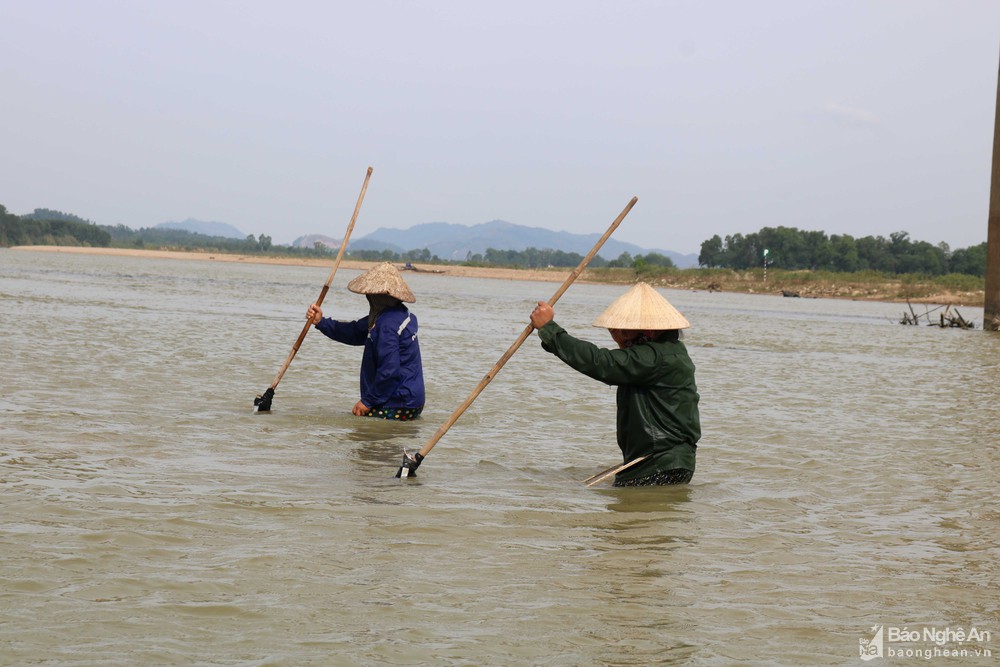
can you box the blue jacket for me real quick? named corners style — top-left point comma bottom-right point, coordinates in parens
top-left (315, 305), bottom-right (425, 409)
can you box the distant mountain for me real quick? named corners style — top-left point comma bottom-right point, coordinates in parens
top-left (348, 237), bottom-right (406, 254)
top-left (329, 219), bottom-right (698, 268)
top-left (156, 218), bottom-right (246, 239)
top-left (293, 233), bottom-right (344, 250)
top-left (291, 233), bottom-right (411, 255)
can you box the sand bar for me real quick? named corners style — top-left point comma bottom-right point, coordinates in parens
top-left (9, 245), bottom-right (571, 283)
top-left (8, 245), bottom-right (985, 307)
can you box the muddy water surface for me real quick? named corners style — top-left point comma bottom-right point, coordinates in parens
top-left (1, 248), bottom-right (997, 665)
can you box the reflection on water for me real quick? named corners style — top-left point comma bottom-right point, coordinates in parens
top-left (1, 248), bottom-right (998, 665)
top-left (599, 485), bottom-right (695, 513)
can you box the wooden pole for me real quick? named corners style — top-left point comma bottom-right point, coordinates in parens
top-left (396, 196), bottom-right (638, 477)
top-left (582, 455), bottom-right (650, 487)
top-left (254, 167), bottom-right (373, 411)
top-left (270, 166), bottom-right (372, 387)
top-left (984, 49), bottom-right (1000, 331)
top-left (417, 197), bottom-right (636, 459)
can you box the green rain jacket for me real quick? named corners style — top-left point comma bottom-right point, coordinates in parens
top-left (537, 321), bottom-right (700, 483)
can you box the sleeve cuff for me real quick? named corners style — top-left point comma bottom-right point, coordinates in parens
top-left (537, 320), bottom-right (563, 350)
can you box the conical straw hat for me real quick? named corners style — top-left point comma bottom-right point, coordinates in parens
top-left (347, 262), bottom-right (416, 303)
top-left (592, 282), bottom-right (690, 330)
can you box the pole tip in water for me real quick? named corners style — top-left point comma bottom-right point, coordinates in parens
top-left (395, 449), bottom-right (424, 478)
top-left (253, 387), bottom-right (275, 413)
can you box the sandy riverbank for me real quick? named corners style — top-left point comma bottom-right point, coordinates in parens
top-left (9, 245), bottom-right (986, 308)
top-left (8, 245), bottom-right (573, 283)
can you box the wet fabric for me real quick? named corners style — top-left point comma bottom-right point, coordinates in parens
top-left (613, 468), bottom-right (694, 486)
top-left (364, 406), bottom-right (423, 421)
top-left (536, 322), bottom-right (699, 484)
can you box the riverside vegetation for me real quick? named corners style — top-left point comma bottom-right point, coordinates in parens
top-left (1, 204), bottom-right (987, 307)
top-left (584, 266), bottom-right (985, 307)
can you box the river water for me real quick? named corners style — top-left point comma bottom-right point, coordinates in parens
top-left (1, 248), bottom-right (997, 666)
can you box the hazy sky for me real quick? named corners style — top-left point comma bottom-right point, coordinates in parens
top-left (2, 1), bottom-right (999, 254)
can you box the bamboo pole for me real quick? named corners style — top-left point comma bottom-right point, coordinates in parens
top-left (984, 48), bottom-right (1000, 331)
top-left (396, 196), bottom-right (638, 477)
top-left (254, 167), bottom-right (373, 411)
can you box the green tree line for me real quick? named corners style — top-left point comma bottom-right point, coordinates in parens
top-left (467, 247), bottom-right (599, 268)
top-left (349, 246), bottom-right (600, 267)
top-left (0, 204), bottom-right (331, 257)
top-left (1, 206), bottom-right (111, 246)
top-left (699, 226), bottom-right (987, 277)
top-left (0, 203), bottom-right (672, 269)
top-left (2, 203), bottom-right (987, 277)
top-left (105, 224), bottom-right (288, 255)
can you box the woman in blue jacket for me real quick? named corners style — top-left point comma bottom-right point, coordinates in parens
top-left (306, 262), bottom-right (425, 420)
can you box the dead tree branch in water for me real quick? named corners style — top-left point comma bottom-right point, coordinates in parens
top-left (899, 300), bottom-right (975, 328)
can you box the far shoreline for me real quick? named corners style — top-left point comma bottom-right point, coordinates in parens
top-left (7, 245), bottom-right (986, 309)
top-left (8, 244), bottom-right (571, 283)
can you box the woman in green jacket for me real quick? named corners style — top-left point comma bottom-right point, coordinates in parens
top-left (529, 282), bottom-right (700, 486)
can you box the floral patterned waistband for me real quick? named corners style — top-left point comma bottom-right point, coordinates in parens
top-left (364, 406), bottom-right (424, 421)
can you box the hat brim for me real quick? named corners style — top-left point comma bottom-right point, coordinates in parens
top-left (591, 283), bottom-right (690, 330)
top-left (347, 262), bottom-right (416, 303)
